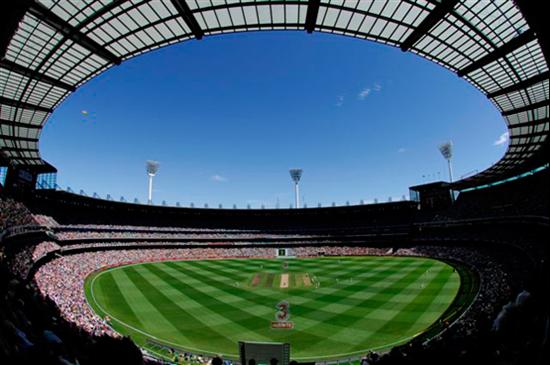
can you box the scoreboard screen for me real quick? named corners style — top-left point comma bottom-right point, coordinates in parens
top-left (238, 341), bottom-right (290, 365)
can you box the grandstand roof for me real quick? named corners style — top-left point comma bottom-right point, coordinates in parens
top-left (0, 0), bottom-right (548, 189)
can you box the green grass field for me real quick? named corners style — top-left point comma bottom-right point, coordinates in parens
top-left (85, 256), bottom-right (461, 360)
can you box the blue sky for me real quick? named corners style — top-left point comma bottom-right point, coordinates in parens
top-left (40, 31), bottom-right (508, 208)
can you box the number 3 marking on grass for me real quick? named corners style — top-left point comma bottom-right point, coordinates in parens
top-left (276, 300), bottom-right (290, 321)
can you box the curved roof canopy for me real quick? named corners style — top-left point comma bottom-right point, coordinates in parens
top-left (1, 0), bottom-right (548, 189)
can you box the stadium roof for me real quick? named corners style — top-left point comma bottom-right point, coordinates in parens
top-left (0, 0), bottom-right (548, 189)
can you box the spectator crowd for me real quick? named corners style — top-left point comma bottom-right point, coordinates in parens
top-left (0, 198), bottom-right (35, 230)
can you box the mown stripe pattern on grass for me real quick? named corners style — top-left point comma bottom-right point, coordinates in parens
top-left (88, 256), bottom-right (460, 360)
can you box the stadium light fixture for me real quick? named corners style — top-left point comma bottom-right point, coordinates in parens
top-left (438, 141), bottom-right (454, 182)
top-left (289, 168), bottom-right (303, 209)
top-left (146, 160), bottom-right (159, 205)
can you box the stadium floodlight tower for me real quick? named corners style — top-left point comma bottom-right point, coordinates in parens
top-left (438, 141), bottom-right (454, 183)
top-left (146, 160), bottom-right (160, 205)
top-left (289, 168), bottom-right (303, 209)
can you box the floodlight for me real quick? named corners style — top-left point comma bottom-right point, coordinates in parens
top-left (146, 160), bottom-right (159, 204)
top-left (438, 141), bottom-right (454, 182)
top-left (289, 168), bottom-right (303, 209)
top-left (289, 168), bottom-right (302, 183)
top-left (438, 141), bottom-right (453, 160)
top-left (146, 160), bottom-right (159, 175)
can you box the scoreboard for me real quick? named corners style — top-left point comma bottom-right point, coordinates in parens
top-left (238, 341), bottom-right (290, 365)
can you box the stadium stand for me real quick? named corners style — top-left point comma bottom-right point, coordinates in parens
top-left (1, 167), bottom-right (548, 364)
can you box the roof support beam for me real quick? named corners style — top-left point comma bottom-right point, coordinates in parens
top-left (487, 71), bottom-right (549, 98)
top-left (506, 150), bottom-right (539, 156)
top-left (27, 2), bottom-right (121, 65)
top-left (501, 99), bottom-right (549, 116)
top-left (75, 0), bottom-right (128, 30)
top-left (502, 157), bottom-right (531, 162)
top-left (0, 147), bottom-right (38, 152)
top-left (458, 29), bottom-right (536, 77)
top-left (0, 135), bottom-right (39, 142)
top-left (400, 0), bottom-right (458, 52)
top-left (170, 0), bottom-right (204, 40)
top-left (509, 141), bottom-right (544, 147)
top-left (0, 96), bottom-right (53, 113)
top-left (0, 119), bottom-right (43, 129)
top-left (508, 117), bottom-right (549, 129)
top-left (305, 0), bottom-right (321, 34)
top-left (506, 148), bottom-right (542, 159)
top-left (510, 130), bottom-right (548, 139)
top-left (0, 59), bottom-right (76, 91)
top-left (12, 157), bottom-right (43, 163)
